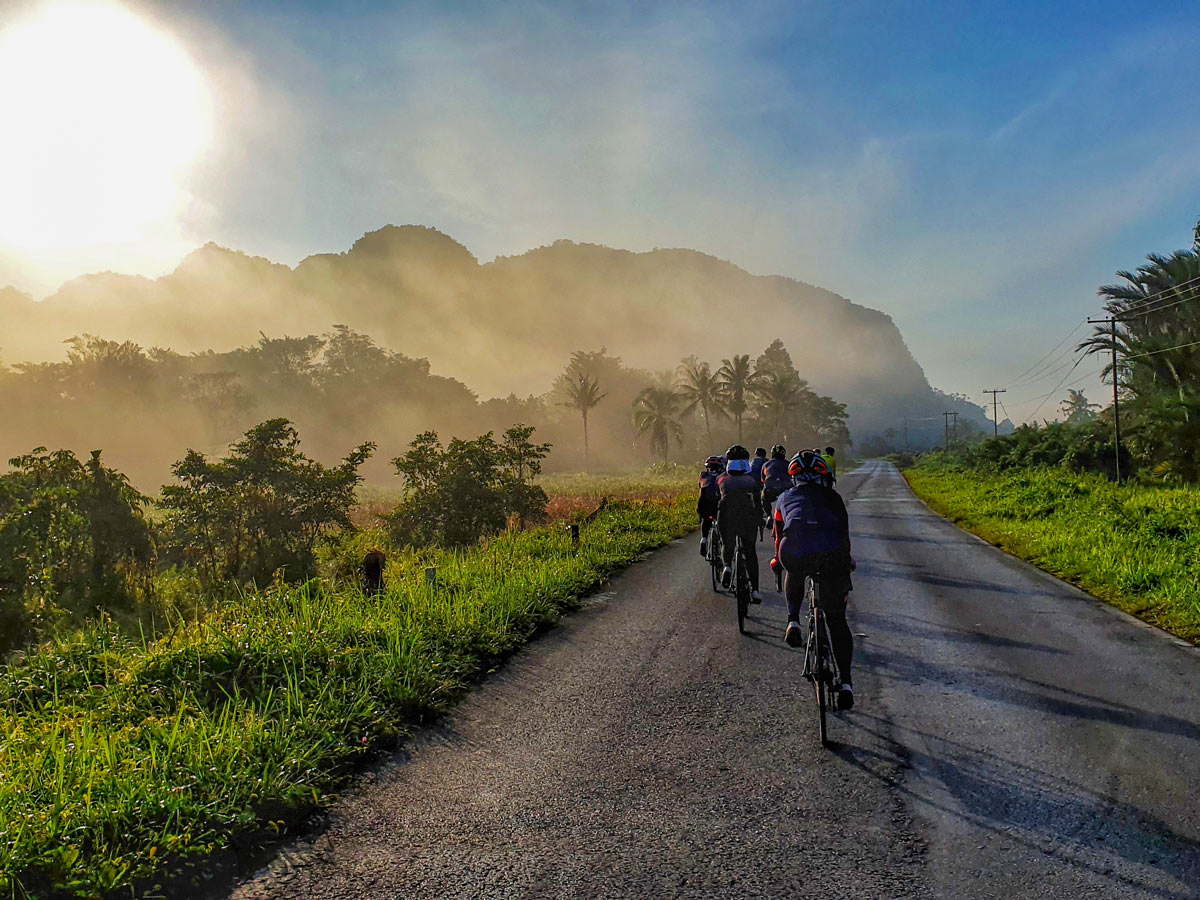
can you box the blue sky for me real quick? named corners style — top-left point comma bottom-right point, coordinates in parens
top-left (3, 0), bottom-right (1199, 420)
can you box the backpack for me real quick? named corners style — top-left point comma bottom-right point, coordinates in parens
top-left (778, 485), bottom-right (843, 556)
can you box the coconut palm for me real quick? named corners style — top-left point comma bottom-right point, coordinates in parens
top-left (716, 354), bottom-right (758, 442)
top-left (752, 369), bottom-right (807, 432)
top-left (1080, 250), bottom-right (1200, 402)
top-left (561, 373), bottom-right (607, 468)
top-left (632, 386), bottom-right (684, 463)
top-left (675, 356), bottom-right (726, 443)
top-left (1060, 389), bottom-right (1099, 424)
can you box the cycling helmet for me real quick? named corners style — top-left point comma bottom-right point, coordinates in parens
top-left (770, 444), bottom-right (786, 460)
top-left (788, 449), bottom-right (830, 484)
top-left (725, 444), bottom-right (751, 473)
top-left (754, 447), bottom-right (767, 458)
top-left (824, 446), bottom-right (835, 456)
top-left (704, 455), bottom-right (725, 473)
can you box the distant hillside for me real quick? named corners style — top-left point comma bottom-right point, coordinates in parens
top-left (0, 225), bottom-right (984, 437)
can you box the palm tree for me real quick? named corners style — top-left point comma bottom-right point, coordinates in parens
top-left (716, 354), bottom-right (758, 442)
top-left (1080, 250), bottom-right (1200, 402)
top-left (1060, 389), bottom-right (1099, 424)
top-left (561, 374), bottom-right (607, 468)
top-left (675, 356), bottom-right (726, 443)
top-left (752, 370), bottom-right (806, 431)
top-left (633, 386), bottom-right (684, 463)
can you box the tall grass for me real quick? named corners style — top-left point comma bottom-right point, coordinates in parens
top-left (0, 496), bottom-right (694, 898)
top-left (905, 462), bottom-right (1200, 643)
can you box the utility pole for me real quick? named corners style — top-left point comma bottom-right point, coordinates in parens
top-left (1088, 316), bottom-right (1122, 482)
top-left (983, 389), bottom-right (1006, 437)
top-left (942, 411), bottom-right (953, 451)
top-left (903, 417), bottom-right (909, 452)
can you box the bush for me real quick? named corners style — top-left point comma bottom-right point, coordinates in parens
top-left (0, 448), bottom-right (153, 653)
top-left (387, 424), bottom-right (551, 548)
top-left (159, 418), bottom-right (374, 585)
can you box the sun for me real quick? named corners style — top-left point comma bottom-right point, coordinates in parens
top-left (0, 0), bottom-right (212, 252)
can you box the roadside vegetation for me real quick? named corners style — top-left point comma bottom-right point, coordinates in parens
top-left (0, 412), bottom-right (698, 898)
top-left (898, 218), bottom-right (1200, 644)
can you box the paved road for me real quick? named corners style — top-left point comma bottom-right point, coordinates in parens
top-left (230, 461), bottom-right (1200, 899)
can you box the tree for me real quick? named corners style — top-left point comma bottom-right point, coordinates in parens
top-left (1080, 246), bottom-right (1200, 479)
top-left (159, 419), bottom-right (374, 583)
top-left (561, 373), bottom-right (607, 468)
top-left (633, 386), bottom-right (684, 462)
top-left (0, 447), bottom-right (153, 652)
top-left (751, 369), bottom-right (806, 432)
top-left (388, 425), bottom-right (551, 547)
top-left (675, 356), bottom-right (726, 443)
top-left (717, 354), bottom-right (758, 442)
top-left (1060, 389), bottom-right (1099, 424)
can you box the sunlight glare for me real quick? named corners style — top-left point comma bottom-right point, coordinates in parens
top-left (0, 0), bottom-right (213, 251)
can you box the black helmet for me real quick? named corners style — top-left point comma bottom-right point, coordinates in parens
top-left (770, 444), bottom-right (786, 460)
top-left (725, 444), bottom-right (750, 461)
top-left (754, 447), bottom-right (767, 457)
top-left (825, 446), bottom-right (835, 455)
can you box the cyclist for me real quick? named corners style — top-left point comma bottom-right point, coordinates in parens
top-left (761, 444), bottom-right (790, 519)
top-left (770, 449), bottom-right (855, 710)
top-left (823, 446), bottom-right (838, 483)
top-left (750, 447), bottom-right (768, 484)
top-left (697, 455), bottom-right (724, 556)
top-left (718, 444), bottom-right (763, 603)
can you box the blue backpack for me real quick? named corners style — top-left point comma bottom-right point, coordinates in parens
top-left (777, 485), bottom-right (843, 555)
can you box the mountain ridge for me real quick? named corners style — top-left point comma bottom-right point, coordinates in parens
top-left (2, 225), bottom-right (981, 437)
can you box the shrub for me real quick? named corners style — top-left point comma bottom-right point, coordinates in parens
top-left (0, 448), bottom-right (153, 652)
top-left (387, 424), bottom-right (551, 548)
top-left (159, 418), bottom-right (374, 585)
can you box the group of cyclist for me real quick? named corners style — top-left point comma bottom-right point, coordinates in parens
top-left (697, 442), bottom-right (854, 710)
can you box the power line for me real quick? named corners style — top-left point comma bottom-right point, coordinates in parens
top-left (1000, 319), bottom-right (1089, 388)
top-left (1107, 272), bottom-right (1200, 316)
top-left (1123, 338), bottom-right (1200, 360)
top-left (1115, 284), bottom-right (1200, 320)
top-left (1006, 355), bottom-right (1082, 391)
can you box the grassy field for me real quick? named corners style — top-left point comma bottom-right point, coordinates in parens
top-left (904, 462), bottom-right (1200, 644)
top-left (351, 467), bottom-right (695, 528)
top-left (0, 478), bottom-right (695, 898)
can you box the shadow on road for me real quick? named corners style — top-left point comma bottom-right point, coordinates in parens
top-left (833, 712), bottom-right (1200, 899)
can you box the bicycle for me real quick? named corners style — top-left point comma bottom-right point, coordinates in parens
top-left (732, 533), bottom-right (752, 634)
top-left (705, 517), bottom-right (723, 592)
top-left (801, 574), bottom-right (841, 746)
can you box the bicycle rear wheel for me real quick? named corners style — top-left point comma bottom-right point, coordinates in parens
top-left (734, 537), bottom-right (748, 634)
top-left (814, 609), bottom-right (828, 745)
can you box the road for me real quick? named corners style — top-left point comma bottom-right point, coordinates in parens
top-left (230, 461), bottom-right (1200, 899)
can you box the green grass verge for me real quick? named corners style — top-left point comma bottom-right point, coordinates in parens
top-left (903, 463), bottom-right (1200, 644)
top-left (0, 495), bottom-right (695, 898)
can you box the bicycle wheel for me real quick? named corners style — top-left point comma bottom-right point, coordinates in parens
top-left (709, 530), bottom-right (722, 592)
top-left (734, 537), bottom-right (748, 634)
top-left (814, 608), bottom-right (828, 746)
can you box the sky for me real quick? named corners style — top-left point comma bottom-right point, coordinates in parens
top-left (1, 0), bottom-right (1198, 423)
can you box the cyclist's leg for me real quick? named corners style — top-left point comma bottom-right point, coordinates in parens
top-left (778, 538), bottom-right (806, 621)
top-left (739, 523), bottom-right (760, 590)
top-left (719, 517), bottom-right (736, 569)
top-left (818, 581), bottom-right (853, 685)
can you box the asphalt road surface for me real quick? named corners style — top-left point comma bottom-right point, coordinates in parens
top-left (230, 461), bottom-right (1200, 899)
